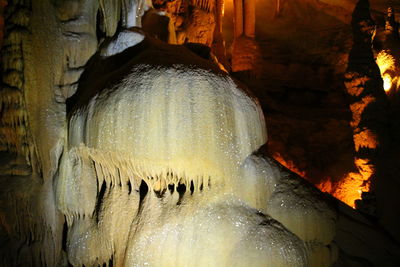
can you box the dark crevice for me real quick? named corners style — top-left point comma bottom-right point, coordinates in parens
top-left (168, 184), bottom-right (175, 194)
top-left (190, 180), bottom-right (194, 195)
top-left (139, 180), bottom-right (148, 206)
top-left (109, 255), bottom-right (114, 266)
top-left (0, 81), bottom-right (23, 90)
top-left (95, 181), bottom-right (107, 222)
top-left (61, 220), bottom-right (68, 251)
top-left (59, 17), bottom-right (81, 24)
top-left (176, 183), bottom-right (186, 205)
top-left (3, 25), bottom-right (30, 36)
top-left (55, 81), bottom-right (79, 89)
top-left (154, 188), bottom-right (166, 198)
top-left (61, 31), bottom-right (84, 40)
top-left (127, 180), bottom-right (132, 194)
top-left (101, 257), bottom-right (113, 267)
top-left (96, 10), bottom-right (106, 42)
top-left (117, 169), bottom-right (122, 187)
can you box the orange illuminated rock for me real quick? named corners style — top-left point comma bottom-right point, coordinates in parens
top-left (231, 35), bottom-right (261, 72)
top-left (353, 129), bottom-right (379, 151)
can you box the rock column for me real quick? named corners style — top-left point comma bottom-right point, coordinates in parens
top-left (231, 0), bottom-right (259, 72)
top-left (344, 0), bottom-right (388, 216)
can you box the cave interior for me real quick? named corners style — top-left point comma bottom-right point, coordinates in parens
top-left (1, 0), bottom-right (400, 266)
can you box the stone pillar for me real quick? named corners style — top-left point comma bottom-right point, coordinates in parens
top-left (243, 0), bottom-right (255, 38)
top-left (344, 0), bottom-right (388, 217)
top-left (233, 0), bottom-right (243, 38)
top-left (231, 0), bottom-right (259, 72)
top-left (212, 0), bottom-right (229, 69)
top-left (275, 0), bottom-right (280, 16)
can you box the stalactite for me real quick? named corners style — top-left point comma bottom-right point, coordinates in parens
top-left (0, 0), bottom-right (33, 168)
top-left (191, 0), bottom-right (214, 12)
top-left (67, 62), bottom-right (267, 193)
top-left (65, 182), bottom-right (140, 266)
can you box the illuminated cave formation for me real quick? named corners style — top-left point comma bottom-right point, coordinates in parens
top-left (342, 0), bottom-right (388, 211)
top-left (375, 7), bottom-right (400, 94)
top-left (1, 0), bottom-right (400, 266)
top-left (59, 40), bottom-right (321, 266)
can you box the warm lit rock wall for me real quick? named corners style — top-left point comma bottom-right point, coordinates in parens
top-left (344, 0), bottom-right (388, 213)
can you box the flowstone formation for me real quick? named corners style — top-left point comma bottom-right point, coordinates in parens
top-left (56, 36), bottom-right (337, 266)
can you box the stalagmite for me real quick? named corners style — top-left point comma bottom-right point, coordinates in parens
top-left (343, 0), bottom-right (388, 215)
